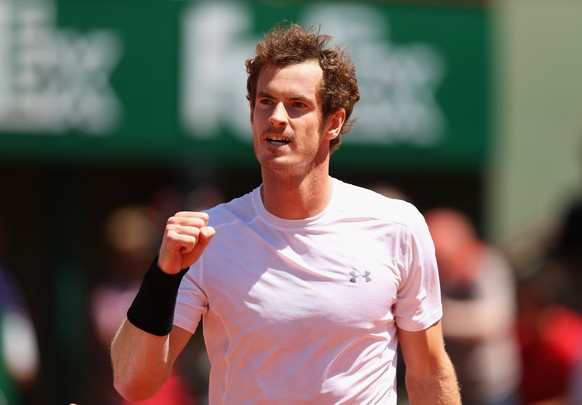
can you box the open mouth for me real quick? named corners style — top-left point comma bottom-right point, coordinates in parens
top-left (267, 136), bottom-right (291, 146)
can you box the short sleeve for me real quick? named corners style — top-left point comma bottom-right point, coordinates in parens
top-left (393, 211), bottom-right (442, 332)
top-left (173, 264), bottom-right (208, 334)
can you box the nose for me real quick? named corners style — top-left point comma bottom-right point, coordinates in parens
top-left (269, 102), bottom-right (288, 128)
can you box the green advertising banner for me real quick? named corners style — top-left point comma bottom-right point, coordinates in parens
top-left (0, 0), bottom-right (491, 170)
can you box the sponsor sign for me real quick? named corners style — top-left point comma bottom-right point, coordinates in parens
top-left (0, 0), bottom-right (491, 169)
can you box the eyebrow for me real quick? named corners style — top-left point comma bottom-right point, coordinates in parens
top-left (257, 91), bottom-right (312, 103)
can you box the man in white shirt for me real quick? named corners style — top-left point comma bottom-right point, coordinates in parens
top-left (111, 22), bottom-right (460, 404)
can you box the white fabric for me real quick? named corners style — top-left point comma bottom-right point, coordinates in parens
top-left (174, 177), bottom-right (442, 404)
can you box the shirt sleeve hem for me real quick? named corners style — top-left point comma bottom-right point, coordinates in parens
top-left (395, 309), bottom-right (443, 332)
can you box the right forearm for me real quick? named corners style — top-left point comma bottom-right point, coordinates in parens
top-left (110, 319), bottom-right (172, 402)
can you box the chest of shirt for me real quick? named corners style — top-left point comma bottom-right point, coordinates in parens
top-left (199, 221), bottom-right (408, 334)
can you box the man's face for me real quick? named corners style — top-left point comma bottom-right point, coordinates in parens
top-left (250, 61), bottom-right (335, 174)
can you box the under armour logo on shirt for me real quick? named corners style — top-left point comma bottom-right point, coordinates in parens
top-left (349, 270), bottom-right (372, 283)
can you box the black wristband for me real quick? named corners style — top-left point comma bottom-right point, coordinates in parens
top-left (127, 257), bottom-right (189, 336)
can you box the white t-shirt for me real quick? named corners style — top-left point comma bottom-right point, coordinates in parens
top-left (174, 177), bottom-right (442, 405)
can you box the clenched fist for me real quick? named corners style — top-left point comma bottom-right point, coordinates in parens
top-left (157, 211), bottom-right (216, 274)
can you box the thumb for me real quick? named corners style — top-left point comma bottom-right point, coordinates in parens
top-left (184, 226), bottom-right (216, 264)
top-left (198, 226), bottom-right (216, 248)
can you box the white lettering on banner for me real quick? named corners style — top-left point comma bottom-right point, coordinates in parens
top-left (0, 0), bottom-right (122, 135)
top-left (181, 1), bottom-right (254, 140)
top-left (181, 1), bottom-right (445, 146)
top-left (303, 5), bottom-right (445, 146)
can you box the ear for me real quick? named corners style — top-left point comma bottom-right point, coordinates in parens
top-left (324, 108), bottom-right (346, 141)
top-left (249, 100), bottom-right (255, 129)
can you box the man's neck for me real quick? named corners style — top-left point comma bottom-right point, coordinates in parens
top-left (260, 170), bottom-right (333, 220)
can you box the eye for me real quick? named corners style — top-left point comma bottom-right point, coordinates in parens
top-left (291, 101), bottom-right (307, 108)
top-left (257, 98), bottom-right (274, 106)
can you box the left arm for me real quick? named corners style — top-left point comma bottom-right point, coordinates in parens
top-left (398, 320), bottom-right (461, 405)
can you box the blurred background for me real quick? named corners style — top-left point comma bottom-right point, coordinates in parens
top-left (0, 0), bottom-right (581, 404)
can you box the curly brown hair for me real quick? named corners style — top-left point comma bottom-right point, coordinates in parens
top-left (246, 22), bottom-right (360, 152)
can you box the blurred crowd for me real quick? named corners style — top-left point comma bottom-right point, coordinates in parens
top-left (1, 180), bottom-right (582, 405)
